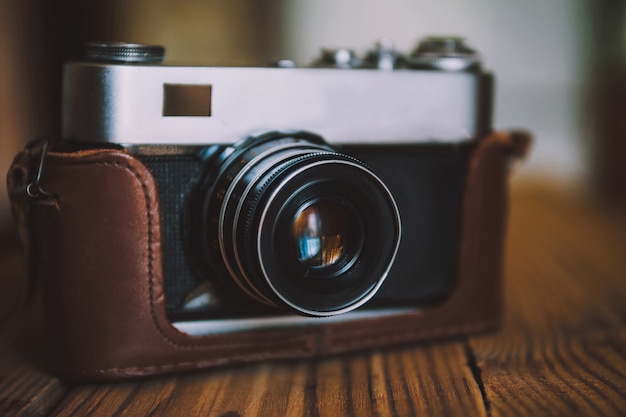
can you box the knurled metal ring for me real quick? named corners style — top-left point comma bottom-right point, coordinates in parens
top-left (85, 42), bottom-right (165, 63)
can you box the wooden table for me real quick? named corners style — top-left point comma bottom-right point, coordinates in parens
top-left (1, 180), bottom-right (625, 416)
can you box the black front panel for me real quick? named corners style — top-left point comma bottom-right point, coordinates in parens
top-left (140, 141), bottom-right (472, 319)
top-left (343, 143), bottom-right (472, 306)
top-left (139, 154), bottom-right (205, 312)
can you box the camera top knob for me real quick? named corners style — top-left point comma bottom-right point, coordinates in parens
top-left (312, 48), bottom-right (361, 69)
top-left (363, 39), bottom-right (400, 70)
top-left (408, 36), bottom-right (480, 71)
top-left (85, 42), bottom-right (165, 63)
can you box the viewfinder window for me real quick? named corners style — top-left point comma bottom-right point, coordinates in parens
top-left (163, 84), bottom-right (212, 116)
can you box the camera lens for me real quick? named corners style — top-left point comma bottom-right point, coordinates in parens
top-left (201, 132), bottom-right (400, 317)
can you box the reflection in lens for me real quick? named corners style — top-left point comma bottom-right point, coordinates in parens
top-left (292, 201), bottom-right (350, 268)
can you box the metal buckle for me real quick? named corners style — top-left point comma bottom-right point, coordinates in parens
top-left (12, 139), bottom-right (55, 201)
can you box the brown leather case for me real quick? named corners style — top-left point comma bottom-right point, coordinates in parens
top-left (6, 131), bottom-right (530, 381)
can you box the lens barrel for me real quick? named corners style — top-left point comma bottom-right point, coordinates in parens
top-left (201, 132), bottom-right (401, 316)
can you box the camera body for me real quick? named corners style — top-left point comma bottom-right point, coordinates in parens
top-left (63, 39), bottom-right (492, 322)
top-left (7, 38), bottom-right (528, 380)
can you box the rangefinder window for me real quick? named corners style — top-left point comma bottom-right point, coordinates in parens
top-left (163, 84), bottom-right (212, 116)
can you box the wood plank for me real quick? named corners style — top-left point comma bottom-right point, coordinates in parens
top-left (50, 341), bottom-right (486, 417)
top-left (469, 181), bottom-right (626, 417)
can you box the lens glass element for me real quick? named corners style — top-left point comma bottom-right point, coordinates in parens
top-left (292, 200), bottom-right (353, 268)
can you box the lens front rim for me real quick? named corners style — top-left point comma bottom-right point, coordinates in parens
top-left (253, 159), bottom-right (401, 317)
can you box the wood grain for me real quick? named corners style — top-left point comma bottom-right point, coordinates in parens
top-left (469, 182), bottom-right (626, 417)
top-left (50, 341), bottom-right (485, 417)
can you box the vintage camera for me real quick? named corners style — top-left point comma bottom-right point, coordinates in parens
top-left (8, 37), bottom-right (527, 379)
top-left (66, 38), bottom-right (490, 322)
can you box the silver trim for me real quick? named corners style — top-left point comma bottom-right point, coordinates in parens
top-left (172, 307), bottom-right (416, 336)
top-left (256, 159), bottom-right (402, 317)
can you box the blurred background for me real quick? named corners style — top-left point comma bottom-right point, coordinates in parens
top-left (1, 0), bottom-right (625, 244)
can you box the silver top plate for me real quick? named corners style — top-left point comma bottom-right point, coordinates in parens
top-left (62, 62), bottom-right (491, 145)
